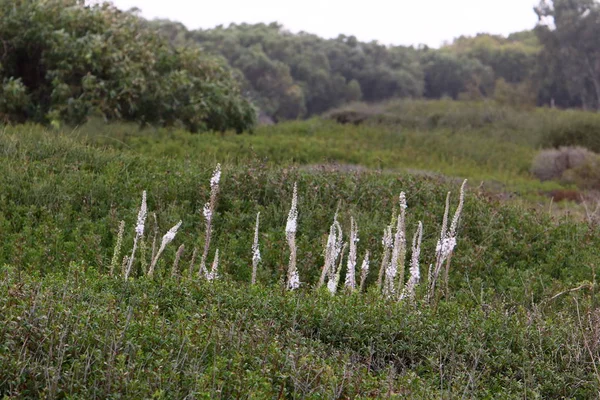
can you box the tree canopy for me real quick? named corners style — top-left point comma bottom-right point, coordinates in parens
top-left (3, 0), bottom-right (599, 130)
top-left (152, 20), bottom-right (552, 118)
top-left (0, 0), bottom-right (256, 132)
top-left (535, 0), bottom-right (600, 110)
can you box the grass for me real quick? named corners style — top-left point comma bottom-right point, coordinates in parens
top-left (2, 100), bottom-right (600, 397)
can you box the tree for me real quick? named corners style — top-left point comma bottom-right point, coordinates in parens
top-left (535, 0), bottom-right (600, 110)
top-left (0, 0), bottom-right (256, 132)
top-left (178, 23), bottom-right (424, 118)
top-left (421, 51), bottom-right (494, 99)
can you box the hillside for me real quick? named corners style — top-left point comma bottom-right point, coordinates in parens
top-left (2, 102), bottom-right (600, 397)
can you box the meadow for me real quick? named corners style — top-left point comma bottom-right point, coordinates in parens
top-left (2, 100), bottom-right (600, 398)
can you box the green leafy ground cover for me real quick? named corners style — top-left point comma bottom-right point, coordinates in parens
top-left (2, 101), bottom-right (600, 397)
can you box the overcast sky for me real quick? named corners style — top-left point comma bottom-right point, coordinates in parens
top-left (108, 0), bottom-right (540, 48)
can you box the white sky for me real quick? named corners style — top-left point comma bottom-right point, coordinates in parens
top-left (108, 0), bottom-right (540, 48)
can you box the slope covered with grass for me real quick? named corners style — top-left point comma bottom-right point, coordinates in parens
top-left (2, 104), bottom-right (600, 397)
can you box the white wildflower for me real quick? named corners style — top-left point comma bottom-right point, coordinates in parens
top-left (328, 242), bottom-right (347, 295)
top-left (135, 190), bottom-right (147, 236)
top-left (251, 212), bottom-right (261, 285)
top-left (449, 180), bottom-right (467, 237)
top-left (401, 221), bottom-right (423, 301)
top-left (210, 163), bottom-right (221, 189)
top-left (148, 220), bottom-right (183, 277)
top-left (199, 164), bottom-right (221, 279)
top-left (285, 184), bottom-right (298, 235)
top-left (385, 192), bottom-right (407, 297)
top-left (435, 236), bottom-right (456, 263)
top-left (427, 180), bottom-right (467, 303)
top-left (162, 220), bottom-right (182, 245)
top-left (286, 183), bottom-right (299, 290)
top-left (319, 212), bottom-right (343, 289)
top-left (253, 247), bottom-right (261, 263)
top-left (125, 190), bottom-right (148, 280)
top-left (288, 269), bottom-right (300, 290)
top-left (377, 225), bottom-right (393, 290)
top-left (382, 226), bottom-right (393, 248)
top-left (203, 203), bottom-right (212, 221)
top-left (399, 191), bottom-right (407, 210)
top-left (345, 217), bottom-right (358, 291)
top-left (327, 278), bottom-right (338, 294)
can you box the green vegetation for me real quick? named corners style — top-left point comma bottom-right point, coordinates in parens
top-left (3, 99), bottom-right (600, 397)
top-left (3, 269), bottom-right (600, 398)
top-left (3, 0), bottom-right (599, 129)
top-left (2, 0), bottom-right (600, 397)
top-left (150, 0), bottom-right (600, 119)
top-left (0, 0), bottom-right (255, 132)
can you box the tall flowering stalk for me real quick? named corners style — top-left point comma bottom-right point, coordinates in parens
top-left (285, 183), bottom-right (300, 290)
top-left (150, 213), bottom-right (158, 262)
top-left (328, 242), bottom-right (347, 294)
top-left (401, 221), bottom-right (423, 301)
top-left (359, 251), bottom-right (370, 292)
top-left (344, 217), bottom-right (359, 291)
top-left (251, 212), bottom-right (261, 285)
top-left (171, 244), bottom-right (185, 278)
top-left (148, 220), bottom-right (182, 277)
top-left (109, 220), bottom-right (125, 277)
top-left (318, 212), bottom-right (343, 289)
top-left (427, 180), bottom-right (467, 302)
top-left (377, 225), bottom-right (393, 291)
top-left (139, 235), bottom-right (148, 276)
top-left (199, 164), bottom-right (221, 279)
top-left (125, 191), bottom-right (147, 280)
top-left (121, 255), bottom-right (129, 278)
top-left (207, 249), bottom-right (220, 281)
top-left (443, 179), bottom-right (467, 295)
top-left (384, 192), bottom-right (407, 297)
top-left (188, 247), bottom-right (198, 280)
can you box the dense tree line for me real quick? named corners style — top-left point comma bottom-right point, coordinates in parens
top-left (153, 20), bottom-right (424, 120)
top-left (151, 0), bottom-right (600, 119)
top-left (1, 0), bottom-right (598, 130)
top-left (0, 0), bottom-right (256, 132)
top-left (151, 20), bottom-right (544, 118)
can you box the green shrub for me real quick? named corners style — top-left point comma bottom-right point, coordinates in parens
top-left (542, 112), bottom-right (600, 153)
top-left (0, 0), bottom-right (255, 132)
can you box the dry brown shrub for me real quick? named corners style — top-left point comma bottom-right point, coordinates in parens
top-left (531, 146), bottom-right (597, 181)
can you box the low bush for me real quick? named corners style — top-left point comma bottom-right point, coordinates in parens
top-left (541, 111), bottom-right (600, 153)
top-left (531, 146), bottom-right (597, 181)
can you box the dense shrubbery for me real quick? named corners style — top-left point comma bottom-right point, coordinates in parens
top-left (2, 0), bottom-right (598, 127)
top-left (541, 111), bottom-right (600, 153)
top-left (0, 121), bottom-right (597, 298)
top-left (0, 0), bottom-right (255, 132)
top-left (2, 111), bottom-right (600, 397)
top-left (2, 268), bottom-right (599, 398)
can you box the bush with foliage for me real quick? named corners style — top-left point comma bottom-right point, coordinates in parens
top-left (0, 0), bottom-right (256, 132)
